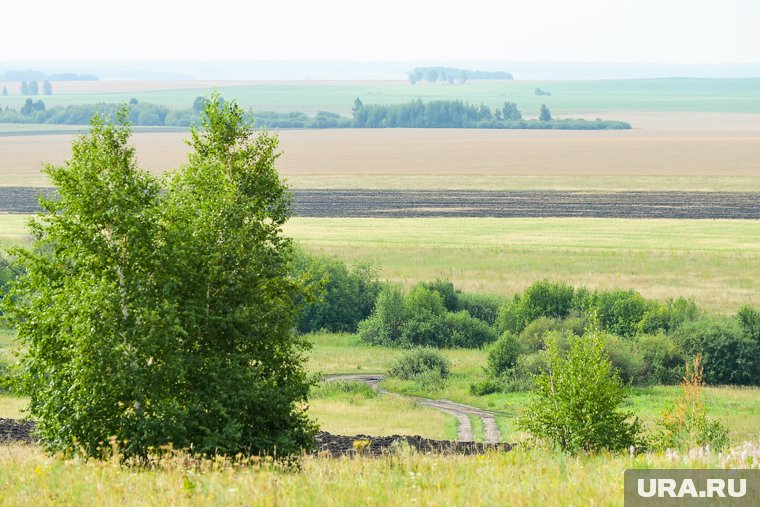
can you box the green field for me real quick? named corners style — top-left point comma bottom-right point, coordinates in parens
top-left (284, 217), bottom-right (760, 313)
top-left (3, 214), bottom-right (759, 313)
top-left (1, 78), bottom-right (758, 115)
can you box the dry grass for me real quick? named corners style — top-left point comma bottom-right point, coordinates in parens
top-left (285, 217), bottom-right (760, 314)
top-left (2, 112), bottom-right (760, 191)
top-left (0, 441), bottom-right (758, 506)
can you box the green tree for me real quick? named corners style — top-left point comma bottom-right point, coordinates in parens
top-left (539, 104), bottom-right (552, 122)
top-left (519, 330), bottom-right (643, 453)
top-left (28, 81), bottom-right (39, 96)
top-left (3, 94), bottom-right (316, 458)
top-left (501, 101), bottom-right (522, 120)
top-left (192, 96), bottom-right (208, 114)
top-left (42, 80), bottom-right (52, 95)
top-left (20, 81), bottom-right (28, 95)
top-left (1, 86), bottom-right (7, 96)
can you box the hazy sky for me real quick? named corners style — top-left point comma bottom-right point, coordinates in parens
top-left (5, 0), bottom-right (759, 63)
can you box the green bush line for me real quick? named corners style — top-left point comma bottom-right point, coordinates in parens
top-left (296, 255), bottom-right (760, 389)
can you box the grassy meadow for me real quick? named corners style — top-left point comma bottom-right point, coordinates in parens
top-left (0, 441), bottom-right (757, 507)
top-left (284, 217), bottom-right (760, 313)
top-left (0, 78), bottom-right (758, 115)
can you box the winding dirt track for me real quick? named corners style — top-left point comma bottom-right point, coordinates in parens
top-left (3, 187), bottom-right (760, 219)
top-left (324, 374), bottom-right (500, 444)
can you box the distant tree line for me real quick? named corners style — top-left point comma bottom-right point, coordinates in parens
top-left (351, 98), bottom-right (631, 129)
top-left (407, 67), bottom-right (513, 84)
top-left (0, 97), bottom-right (631, 130)
top-left (19, 80), bottom-right (53, 96)
top-left (1, 70), bottom-right (98, 81)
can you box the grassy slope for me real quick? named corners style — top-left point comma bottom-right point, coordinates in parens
top-left (0, 78), bottom-right (757, 114)
top-left (285, 217), bottom-right (760, 314)
top-left (1, 442), bottom-right (758, 506)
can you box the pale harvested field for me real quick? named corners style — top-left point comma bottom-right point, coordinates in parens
top-left (0, 80), bottom-right (263, 95)
top-left (1, 112), bottom-right (759, 190)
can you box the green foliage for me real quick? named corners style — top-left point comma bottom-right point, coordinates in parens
top-left (674, 317), bottom-right (760, 385)
top-left (636, 334), bottom-right (686, 384)
top-left (654, 356), bottom-right (730, 451)
top-left (295, 253), bottom-right (381, 333)
top-left (469, 379), bottom-right (501, 396)
top-left (406, 285), bottom-right (447, 316)
top-left (519, 331), bottom-right (643, 453)
top-left (737, 305), bottom-right (760, 341)
top-left (358, 282), bottom-right (496, 348)
top-left (602, 334), bottom-right (644, 385)
top-left (637, 297), bottom-right (700, 335)
top-left (2, 94), bottom-right (316, 458)
top-left (357, 285), bottom-right (408, 345)
top-left (497, 280), bottom-right (574, 334)
top-left (387, 348), bottom-right (450, 381)
top-left (582, 289), bottom-right (651, 338)
top-left (518, 316), bottom-right (586, 352)
top-left (487, 332), bottom-right (522, 377)
top-left (456, 292), bottom-right (502, 325)
top-left (539, 104), bottom-right (552, 121)
top-left (421, 279), bottom-right (459, 312)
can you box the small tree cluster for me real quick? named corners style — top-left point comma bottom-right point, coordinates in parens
top-left (3, 93), bottom-right (316, 458)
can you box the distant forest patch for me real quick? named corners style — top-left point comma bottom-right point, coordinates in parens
top-left (407, 67), bottom-right (513, 84)
top-left (1, 70), bottom-right (98, 81)
top-left (0, 97), bottom-right (630, 130)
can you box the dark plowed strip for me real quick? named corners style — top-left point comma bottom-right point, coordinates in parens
top-left (0, 420), bottom-right (510, 456)
top-left (0, 418), bottom-right (36, 443)
top-left (313, 431), bottom-right (511, 457)
top-left (3, 187), bottom-right (760, 219)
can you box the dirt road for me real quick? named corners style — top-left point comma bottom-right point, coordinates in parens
top-left (324, 374), bottom-right (501, 444)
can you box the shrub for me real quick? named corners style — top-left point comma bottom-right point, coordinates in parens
top-left (654, 356), bottom-right (730, 451)
top-left (399, 314), bottom-right (447, 347)
top-left (421, 279), bottom-right (459, 312)
top-left (405, 285), bottom-right (447, 316)
top-left (487, 332), bottom-right (521, 376)
top-left (636, 333), bottom-right (685, 384)
top-left (442, 310), bottom-right (497, 348)
top-left (585, 289), bottom-right (650, 338)
top-left (519, 330), bottom-right (643, 453)
top-left (603, 334), bottom-right (644, 385)
top-left (737, 305), bottom-right (760, 341)
top-left (457, 292), bottom-right (502, 325)
top-left (295, 254), bottom-right (381, 333)
top-left (358, 285), bottom-right (408, 345)
top-left (470, 379), bottom-right (501, 396)
top-left (496, 280), bottom-right (574, 334)
top-left (637, 297), bottom-right (700, 335)
top-left (387, 348), bottom-right (451, 380)
top-left (518, 316), bottom-right (586, 352)
top-left (674, 317), bottom-right (759, 385)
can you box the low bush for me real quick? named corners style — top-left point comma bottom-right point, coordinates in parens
top-left (470, 379), bottom-right (501, 396)
top-left (654, 356), bottom-right (730, 451)
top-left (583, 289), bottom-right (650, 338)
top-left (637, 297), bottom-right (700, 335)
top-left (387, 348), bottom-right (451, 380)
top-left (674, 317), bottom-right (760, 385)
top-left (358, 285), bottom-right (408, 345)
top-left (457, 292), bottom-right (502, 325)
top-left (519, 331), bottom-right (644, 453)
top-left (518, 316), bottom-right (586, 352)
top-left (496, 280), bottom-right (574, 334)
top-left (636, 333), bottom-right (685, 384)
top-left (421, 279), bottom-right (459, 312)
top-left (603, 334), bottom-right (644, 385)
top-left (442, 311), bottom-right (497, 348)
top-left (487, 332), bottom-right (521, 377)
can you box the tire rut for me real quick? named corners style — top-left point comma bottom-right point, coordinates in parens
top-left (323, 374), bottom-right (501, 444)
